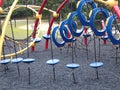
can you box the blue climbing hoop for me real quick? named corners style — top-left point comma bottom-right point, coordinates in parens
top-left (77, 0), bottom-right (96, 26)
top-left (52, 26), bottom-right (65, 47)
top-left (106, 14), bottom-right (120, 45)
top-left (59, 20), bottom-right (73, 42)
top-left (68, 11), bottom-right (84, 37)
top-left (90, 8), bottom-right (109, 36)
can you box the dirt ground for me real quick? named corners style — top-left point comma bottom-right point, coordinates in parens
top-left (0, 36), bottom-right (120, 90)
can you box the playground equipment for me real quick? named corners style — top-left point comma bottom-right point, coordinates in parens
top-left (22, 58), bottom-right (35, 85)
top-left (0, 0), bottom-right (120, 85)
top-left (0, 0), bottom-right (70, 82)
top-left (11, 58), bottom-right (23, 76)
top-left (0, 0), bottom-right (112, 62)
top-left (0, 59), bottom-right (10, 74)
top-left (77, 0), bottom-right (97, 26)
top-left (43, 0), bottom-right (69, 50)
top-left (0, 0), bottom-right (48, 85)
top-left (23, 0), bottom-right (47, 85)
top-left (101, 20), bottom-right (108, 45)
top-left (0, 0), bottom-right (57, 59)
top-left (51, 0), bottom-right (106, 79)
top-left (50, 0), bottom-right (120, 80)
top-left (94, 0), bottom-right (120, 45)
top-left (0, 0), bottom-right (19, 60)
top-left (44, 0), bottom-right (70, 81)
top-left (94, 0), bottom-right (120, 63)
top-left (52, 26), bottom-right (65, 48)
top-left (31, 0), bottom-right (47, 51)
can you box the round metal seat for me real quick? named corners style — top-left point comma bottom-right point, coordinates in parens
top-left (66, 63), bottom-right (80, 84)
top-left (66, 63), bottom-right (80, 69)
top-left (101, 36), bottom-right (108, 40)
top-left (46, 59), bottom-right (60, 80)
top-left (46, 59), bottom-right (60, 65)
top-left (0, 59), bottom-right (10, 74)
top-left (22, 58), bottom-right (35, 84)
top-left (90, 62), bottom-right (103, 68)
top-left (32, 37), bottom-right (41, 43)
top-left (83, 33), bottom-right (91, 37)
top-left (11, 58), bottom-right (23, 76)
top-left (42, 34), bottom-right (51, 39)
top-left (90, 62), bottom-right (103, 79)
top-left (22, 58), bottom-right (35, 64)
top-left (0, 59), bottom-right (10, 65)
top-left (11, 58), bottom-right (23, 63)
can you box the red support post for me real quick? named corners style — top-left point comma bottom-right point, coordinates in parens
top-left (0, 0), bottom-right (4, 7)
top-left (31, 0), bottom-right (47, 52)
top-left (101, 20), bottom-right (107, 45)
top-left (112, 5), bottom-right (120, 20)
top-left (45, 0), bottom-right (69, 50)
top-left (67, 30), bottom-right (72, 46)
top-left (84, 27), bottom-right (87, 46)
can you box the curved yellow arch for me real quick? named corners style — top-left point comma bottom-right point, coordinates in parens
top-left (4, 5), bottom-right (55, 14)
top-left (94, 0), bottom-right (118, 9)
top-left (14, 5), bottom-right (38, 14)
top-left (0, 0), bottom-right (19, 60)
top-left (2, 29), bottom-right (41, 59)
top-left (0, 2), bottom-right (43, 59)
top-left (0, 3), bottom-right (56, 59)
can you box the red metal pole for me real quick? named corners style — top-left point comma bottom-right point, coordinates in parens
top-left (67, 30), bottom-right (72, 46)
top-left (45, 0), bottom-right (69, 50)
top-left (112, 5), bottom-right (120, 20)
top-left (0, 0), bottom-right (4, 7)
top-left (84, 27), bottom-right (87, 46)
top-left (31, 0), bottom-right (47, 52)
top-left (101, 20), bottom-right (107, 45)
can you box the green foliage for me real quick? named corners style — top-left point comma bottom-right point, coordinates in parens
top-left (5, 20), bottom-right (33, 39)
top-left (11, 8), bottom-right (33, 19)
top-left (2, 0), bottom-right (79, 20)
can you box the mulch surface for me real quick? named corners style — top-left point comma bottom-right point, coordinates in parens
top-left (0, 37), bottom-right (120, 90)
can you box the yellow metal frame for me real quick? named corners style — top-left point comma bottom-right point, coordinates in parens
top-left (0, 1), bottom-right (42, 60)
top-left (0, 0), bottom-right (19, 60)
top-left (94, 0), bottom-right (118, 9)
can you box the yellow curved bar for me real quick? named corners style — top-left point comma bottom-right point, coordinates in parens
top-left (0, 4), bottom-right (43, 59)
top-left (94, 0), bottom-right (118, 9)
top-left (1, 18), bottom-right (42, 59)
top-left (27, 6), bottom-right (38, 14)
top-left (4, 5), bottom-right (55, 14)
top-left (0, 7), bottom-right (3, 14)
top-left (0, 0), bottom-right (19, 60)
top-left (14, 5), bottom-right (38, 14)
top-left (1, 29), bottom-right (41, 58)
top-left (1, 13), bottom-right (42, 59)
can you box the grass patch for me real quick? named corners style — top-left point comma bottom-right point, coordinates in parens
top-left (5, 19), bottom-right (45, 39)
top-left (5, 20), bottom-right (33, 39)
